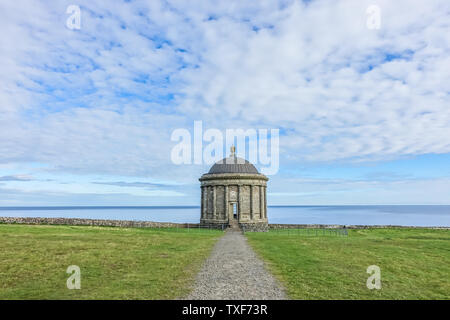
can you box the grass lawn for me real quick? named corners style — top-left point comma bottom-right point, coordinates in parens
top-left (246, 228), bottom-right (450, 299)
top-left (0, 224), bottom-right (222, 299)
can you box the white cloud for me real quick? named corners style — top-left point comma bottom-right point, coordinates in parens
top-left (268, 176), bottom-right (450, 205)
top-left (0, 174), bottom-right (34, 181)
top-left (0, 0), bottom-right (449, 205)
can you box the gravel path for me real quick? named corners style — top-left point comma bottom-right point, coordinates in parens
top-left (185, 230), bottom-right (287, 300)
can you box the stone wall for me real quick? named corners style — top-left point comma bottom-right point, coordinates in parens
top-left (240, 222), bottom-right (269, 232)
top-left (1, 217), bottom-right (447, 230)
top-left (269, 223), bottom-right (450, 230)
top-left (0, 217), bottom-right (206, 229)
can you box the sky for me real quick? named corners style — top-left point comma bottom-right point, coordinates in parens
top-left (0, 0), bottom-right (449, 206)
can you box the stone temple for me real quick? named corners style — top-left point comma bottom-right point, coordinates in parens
top-left (199, 147), bottom-right (269, 231)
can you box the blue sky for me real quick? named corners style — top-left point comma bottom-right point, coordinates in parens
top-left (0, 0), bottom-right (449, 206)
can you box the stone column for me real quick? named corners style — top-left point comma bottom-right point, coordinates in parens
top-left (203, 186), bottom-right (207, 219)
top-left (213, 186), bottom-right (217, 220)
top-left (250, 185), bottom-right (254, 220)
top-left (200, 186), bottom-right (204, 219)
top-left (264, 186), bottom-right (267, 219)
top-left (224, 185), bottom-right (228, 220)
top-left (238, 185), bottom-right (241, 221)
top-left (206, 186), bottom-right (210, 219)
top-left (259, 185), bottom-right (263, 220)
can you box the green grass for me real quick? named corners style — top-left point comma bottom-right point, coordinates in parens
top-left (0, 224), bottom-right (222, 299)
top-left (246, 228), bottom-right (450, 299)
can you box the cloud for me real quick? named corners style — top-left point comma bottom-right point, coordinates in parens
top-left (362, 171), bottom-right (413, 181)
top-left (268, 176), bottom-right (450, 205)
top-left (0, 0), bottom-right (448, 175)
top-left (268, 192), bottom-right (317, 197)
top-left (0, 186), bottom-right (187, 206)
top-left (0, 175), bottom-right (34, 181)
top-left (92, 181), bottom-right (186, 189)
top-left (94, 181), bottom-right (166, 188)
top-left (0, 0), bottom-right (449, 205)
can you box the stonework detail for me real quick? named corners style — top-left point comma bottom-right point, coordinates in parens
top-left (199, 150), bottom-right (269, 231)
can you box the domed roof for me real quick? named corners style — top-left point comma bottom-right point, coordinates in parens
top-left (208, 155), bottom-right (259, 174)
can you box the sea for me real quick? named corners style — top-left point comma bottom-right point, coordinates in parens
top-left (0, 205), bottom-right (449, 227)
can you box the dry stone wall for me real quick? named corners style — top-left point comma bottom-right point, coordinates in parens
top-left (1, 217), bottom-right (447, 230)
top-left (269, 223), bottom-right (450, 230)
top-left (0, 217), bottom-right (202, 229)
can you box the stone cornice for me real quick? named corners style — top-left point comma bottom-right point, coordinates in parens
top-left (199, 173), bottom-right (269, 182)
